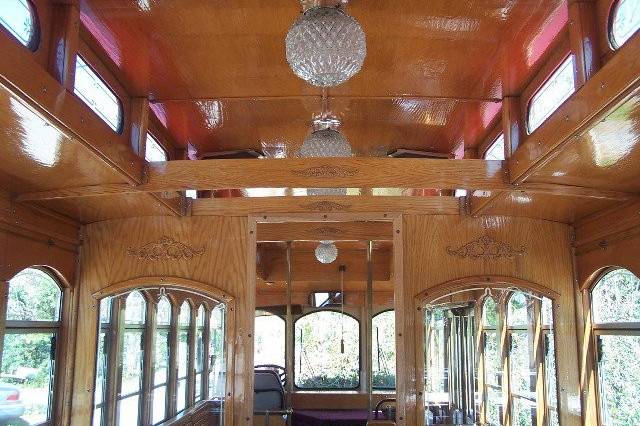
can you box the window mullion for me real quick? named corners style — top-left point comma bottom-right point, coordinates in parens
top-left (106, 298), bottom-right (124, 426)
top-left (141, 298), bottom-right (156, 425)
top-left (499, 296), bottom-right (511, 426)
top-left (476, 301), bottom-right (487, 425)
top-left (0, 280), bottom-right (8, 369)
top-left (533, 299), bottom-right (546, 426)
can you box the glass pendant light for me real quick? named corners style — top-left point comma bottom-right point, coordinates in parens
top-left (285, 6), bottom-right (366, 87)
top-left (315, 241), bottom-right (338, 264)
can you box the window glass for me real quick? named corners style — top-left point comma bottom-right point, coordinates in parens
top-left (179, 301), bottom-right (191, 326)
top-left (483, 297), bottom-right (498, 328)
top-left (186, 190), bottom-right (197, 199)
top-left (545, 332), bottom-right (560, 426)
top-left (145, 133), bottom-right (168, 162)
top-left (124, 291), bottom-right (146, 325)
top-left (592, 268), bottom-right (640, 324)
top-left (507, 292), bottom-right (531, 327)
top-left (254, 311), bottom-right (285, 367)
top-left (2, 268), bottom-right (62, 426)
top-left (597, 335), bottom-right (640, 425)
top-left (294, 311), bottom-right (360, 389)
top-left (74, 56), bottom-right (122, 132)
top-left (372, 310), bottom-right (396, 389)
top-left (484, 134), bottom-right (505, 161)
top-left (209, 304), bottom-right (226, 398)
top-left (177, 301), bottom-right (190, 412)
top-left (0, 0), bottom-right (38, 49)
top-left (194, 305), bottom-right (205, 401)
top-left (94, 298), bottom-right (111, 426)
top-left (542, 297), bottom-right (554, 326)
top-left (425, 308), bottom-right (448, 405)
top-left (153, 296), bottom-right (171, 425)
top-left (527, 56), bottom-right (576, 133)
top-left (7, 268), bottom-right (61, 321)
top-left (611, 0), bottom-right (640, 48)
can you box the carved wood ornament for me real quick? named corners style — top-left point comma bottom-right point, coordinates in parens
top-left (300, 201), bottom-right (352, 212)
top-left (308, 226), bottom-right (347, 237)
top-left (291, 164), bottom-right (358, 178)
top-left (446, 235), bottom-right (526, 259)
top-left (126, 236), bottom-right (205, 261)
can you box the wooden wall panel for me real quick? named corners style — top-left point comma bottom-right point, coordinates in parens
top-left (69, 216), bottom-right (248, 426)
top-left (403, 215), bottom-right (582, 426)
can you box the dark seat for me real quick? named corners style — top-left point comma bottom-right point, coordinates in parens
top-left (254, 370), bottom-right (285, 410)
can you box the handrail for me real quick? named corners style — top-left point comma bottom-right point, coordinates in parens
top-left (253, 409), bottom-right (294, 426)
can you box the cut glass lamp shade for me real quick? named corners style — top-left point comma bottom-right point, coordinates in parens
top-left (300, 128), bottom-right (352, 158)
top-left (285, 6), bottom-right (366, 87)
top-left (315, 241), bottom-right (338, 264)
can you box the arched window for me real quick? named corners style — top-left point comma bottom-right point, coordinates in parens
top-left (93, 289), bottom-right (228, 425)
top-left (145, 133), bottom-right (168, 162)
top-left (484, 134), bottom-right (505, 161)
top-left (372, 310), bottom-right (396, 389)
top-left (1, 267), bottom-right (63, 425)
top-left (294, 311), bottom-right (360, 390)
top-left (254, 310), bottom-right (285, 367)
top-left (209, 304), bottom-right (226, 398)
top-left (482, 297), bottom-right (502, 425)
top-left (527, 55), bottom-right (576, 133)
top-left (0, 0), bottom-right (39, 50)
top-left (194, 305), bottom-right (206, 402)
top-left (590, 268), bottom-right (640, 425)
top-left (118, 291), bottom-right (146, 425)
top-left (610, 0), bottom-right (640, 49)
top-left (152, 296), bottom-right (171, 424)
top-left (176, 301), bottom-right (191, 413)
top-left (73, 55), bottom-right (123, 132)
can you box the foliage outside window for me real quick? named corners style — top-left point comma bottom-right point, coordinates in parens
top-left (74, 56), bottom-right (123, 132)
top-left (294, 311), bottom-right (360, 389)
top-left (591, 268), bottom-right (640, 426)
top-left (0, 267), bottom-right (62, 425)
top-left (527, 55), bottom-right (576, 133)
top-left (0, 0), bottom-right (39, 50)
top-left (610, 0), bottom-right (640, 48)
top-left (254, 311), bottom-right (286, 368)
top-left (372, 310), bottom-right (396, 389)
top-left (484, 134), bottom-right (505, 161)
top-left (92, 289), bottom-right (227, 426)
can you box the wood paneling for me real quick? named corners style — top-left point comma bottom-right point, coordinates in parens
top-left (404, 215), bottom-right (581, 426)
top-left (257, 221), bottom-right (393, 242)
top-left (69, 216), bottom-right (248, 426)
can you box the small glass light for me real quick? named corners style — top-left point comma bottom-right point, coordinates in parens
top-left (300, 128), bottom-right (352, 158)
top-left (285, 6), bottom-right (366, 87)
top-left (315, 241), bottom-right (338, 264)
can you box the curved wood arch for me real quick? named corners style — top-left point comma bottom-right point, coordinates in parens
top-left (582, 265), bottom-right (640, 292)
top-left (417, 275), bottom-right (560, 306)
top-left (92, 276), bottom-right (234, 304)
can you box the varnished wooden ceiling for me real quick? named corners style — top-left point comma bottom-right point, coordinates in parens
top-left (79, 0), bottom-right (568, 155)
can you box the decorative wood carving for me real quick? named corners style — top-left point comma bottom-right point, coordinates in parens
top-left (300, 201), bottom-right (352, 212)
top-left (126, 236), bottom-right (205, 261)
top-left (308, 226), bottom-right (347, 237)
top-left (446, 235), bottom-right (526, 259)
top-left (291, 164), bottom-right (358, 178)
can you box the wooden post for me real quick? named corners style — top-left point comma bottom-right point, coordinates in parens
top-left (130, 98), bottom-right (150, 158)
top-left (48, 4), bottom-right (80, 90)
top-left (569, 1), bottom-right (601, 87)
top-left (502, 96), bottom-right (522, 159)
top-left (284, 242), bottom-right (294, 407)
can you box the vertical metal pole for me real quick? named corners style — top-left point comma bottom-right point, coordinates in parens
top-left (366, 240), bottom-right (374, 419)
top-left (285, 242), bottom-right (294, 408)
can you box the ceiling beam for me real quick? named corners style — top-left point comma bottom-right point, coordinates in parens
top-left (509, 31), bottom-right (640, 183)
top-left (257, 221), bottom-right (394, 242)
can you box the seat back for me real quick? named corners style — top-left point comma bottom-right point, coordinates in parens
top-left (253, 370), bottom-right (285, 410)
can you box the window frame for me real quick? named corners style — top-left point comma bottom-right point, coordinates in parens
top-left (144, 133), bottom-right (169, 163)
top-left (73, 54), bottom-right (125, 134)
top-left (608, 0), bottom-right (640, 49)
top-left (91, 289), bottom-right (227, 426)
top-left (0, 0), bottom-right (40, 51)
top-left (0, 267), bottom-right (65, 426)
top-left (151, 296), bottom-right (172, 425)
top-left (588, 267), bottom-right (640, 426)
top-left (526, 54), bottom-right (577, 135)
top-left (482, 133), bottom-right (506, 161)
top-left (293, 309), bottom-right (362, 391)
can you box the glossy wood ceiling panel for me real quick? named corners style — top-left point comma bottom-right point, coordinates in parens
top-left (477, 192), bottom-right (619, 224)
top-left (527, 94), bottom-right (640, 192)
top-left (0, 87), bottom-right (128, 193)
top-left (79, 0), bottom-right (568, 153)
top-left (152, 97), bottom-right (499, 154)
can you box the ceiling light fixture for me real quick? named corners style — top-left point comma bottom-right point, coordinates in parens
top-left (285, 6), bottom-right (366, 87)
top-left (315, 241), bottom-right (338, 264)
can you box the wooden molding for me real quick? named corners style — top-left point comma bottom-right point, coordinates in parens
top-left (446, 235), bottom-right (526, 260)
top-left (126, 236), bottom-right (205, 261)
top-left (257, 221), bottom-right (394, 242)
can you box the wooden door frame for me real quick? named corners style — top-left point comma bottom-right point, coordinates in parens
top-left (244, 212), bottom-right (407, 425)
